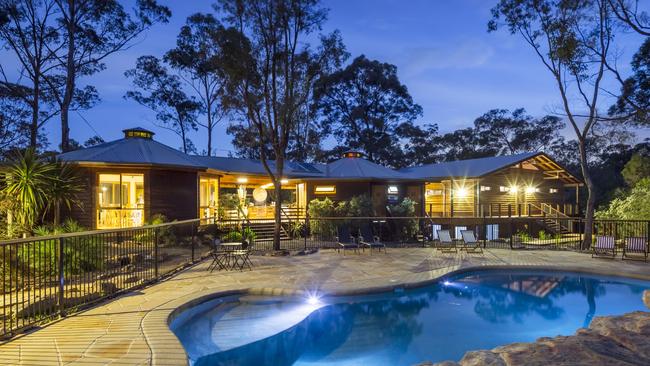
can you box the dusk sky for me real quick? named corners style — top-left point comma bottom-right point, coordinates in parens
top-left (28, 0), bottom-right (649, 155)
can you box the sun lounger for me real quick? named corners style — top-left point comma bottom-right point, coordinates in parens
top-left (337, 226), bottom-right (359, 255)
top-left (592, 235), bottom-right (616, 258)
top-left (622, 236), bottom-right (648, 261)
top-left (436, 230), bottom-right (457, 253)
top-left (359, 225), bottom-right (386, 254)
top-left (460, 230), bottom-right (483, 254)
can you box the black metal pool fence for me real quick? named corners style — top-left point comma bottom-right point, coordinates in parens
top-left (0, 216), bottom-right (648, 338)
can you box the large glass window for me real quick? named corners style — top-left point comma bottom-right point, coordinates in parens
top-left (97, 173), bottom-right (144, 228)
top-left (199, 177), bottom-right (219, 219)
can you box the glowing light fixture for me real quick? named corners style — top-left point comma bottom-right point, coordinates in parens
top-left (315, 185), bottom-right (336, 194)
top-left (443, 280), bottom-right (451, 287)
top-left (281, 179), bottom-right (289, 184)
top-left (307, 295), bottom-right (321, 305)
top-left (525, 186), bottom-right (538, 194)
top-left (236, 177), bottom-right (248, 184)
top-left (455, 187), bottom-right (468, 198)
top-left (387, 185), bottom-right (399, 194)
top-left (509, 185), bottom-right (519, 194)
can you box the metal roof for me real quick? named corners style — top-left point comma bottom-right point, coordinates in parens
top-left (191, 156), bottom-right (325, 177)
top-left (322, 157), bottom-right (410, 180)
top-left (399, 152), bottom-right (540, 179)
top-left (58, 137), bottom-right (207, 170)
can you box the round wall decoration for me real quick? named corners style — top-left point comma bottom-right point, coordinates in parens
top-left (252, 187), bottom-right (268, 203)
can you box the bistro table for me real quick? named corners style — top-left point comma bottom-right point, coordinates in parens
top-left (211, 242), bottom-right (250, 271)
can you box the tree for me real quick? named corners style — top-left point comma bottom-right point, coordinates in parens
top-left (438, 128), bottom-right (497, 161)
top-left (0, 0), bottom-right (60, 148)
top-left (474, 108), bottom-right (564, 155)
top-left (125, 56), bottom-right (200, 154)
top-left (165, 13), bottom-right (229, 156)
top-left (596, 178), bottom-right (650, 219)
top-left (621, 152), bottom-right (650, 186)
top-left (0, 83), bottom-right (31, 155)
top-left (609, 38), bottom-right (649, 125)
top-left (398, 122), bottom-right (441, 166)
top-left (51, 0), bottom-right (170, 152)
top-left (607, 0), bottom-right (649, 36)
top-left (216, 0), bottom-right (346, 250)
top-left (490, 0), bottom-right (619, 249)
top-left (314, 55), bottom-right (422, 167)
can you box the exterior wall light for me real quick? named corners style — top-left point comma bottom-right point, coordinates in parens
top-left (237, 177), bottom-right (248, 184)
top-left (281, 179), bottom-right (289, 184)
top-left (525, 186), bottom-right (538, 194)
top-left (387, 185), bottom-right (399, 194)
top-left (455, 187), bottom-right (468, 198)
top-left (550, 188), bottom-right (559, 194)
top-left (509, 186), bottom-right (519, 194)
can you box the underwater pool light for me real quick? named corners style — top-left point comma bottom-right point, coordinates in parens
top-left (307, 295), bottom-right (321, 305)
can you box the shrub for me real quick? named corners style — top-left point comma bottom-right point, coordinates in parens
top-left (308, 198), bottom-right (338, 239)
top-left (19, 219), bottom-right (103, 276)
top-left (386, 198), bottom-right (418, 241)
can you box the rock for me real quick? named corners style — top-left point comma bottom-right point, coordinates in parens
top-left (101, 282), bottom-right (118, 295)
top-left (430, 311), bottom-right (650, 366)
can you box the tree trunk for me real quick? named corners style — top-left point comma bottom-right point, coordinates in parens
top-left (206, 106), bottom-right (213, 156)
top-left (30, 76), bottom-right (40, 148)
top-left (578, 139), bottom-right (595, 250)
top-left (54, 201), bottom-right (61, 227)
top-left (60, 1), bottom-right (77, 153)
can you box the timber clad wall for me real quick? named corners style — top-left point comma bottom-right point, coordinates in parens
top-left (68, 168), bottom-right (94, 229)
top-left (425, 167), bottom-right (567, 218)
top-left (149, 169), bottom-right (198, 221)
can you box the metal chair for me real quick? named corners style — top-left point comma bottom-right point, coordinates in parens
top-left (592, 235), bottom-right (616, 258)
top-left (359, 225), bottom-right (386, 254)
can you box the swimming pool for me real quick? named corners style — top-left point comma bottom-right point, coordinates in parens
top-left (170, 269), bottom-right (650, 365)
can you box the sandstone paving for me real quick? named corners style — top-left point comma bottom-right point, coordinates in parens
top-left (0, 248), bottom-right (649, 365)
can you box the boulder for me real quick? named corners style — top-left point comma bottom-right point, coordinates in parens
top-left (430, 311), bottom-right (650, 366)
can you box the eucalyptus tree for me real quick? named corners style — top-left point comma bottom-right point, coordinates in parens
top-left (215, 0), bottom-right (346, 250)
top-left (474, 108), bottom-right (564, 155)
top-left (490, 0), bottom-right (621, 248)
top-left (125, 56), bottom-right (200, 154)
top-left (50, 0), bottom-right (170, 152)
top-left (0, 0), bottom-right (60, 148)
top-left (314, 55), bottom-right (422, 168)
top-left (165, 13), bottom-right (229, 157)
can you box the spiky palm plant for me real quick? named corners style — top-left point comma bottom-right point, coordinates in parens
top-left (45, 161), bottom-right (83, 226)
top-left (1, 149), bottom-right (53, 235)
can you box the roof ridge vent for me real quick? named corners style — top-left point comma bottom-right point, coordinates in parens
top-left (123, 127), bottom-right (155, 139)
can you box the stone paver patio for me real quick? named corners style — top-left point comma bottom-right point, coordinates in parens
top-left (1, 248), bottom-right (650, 366)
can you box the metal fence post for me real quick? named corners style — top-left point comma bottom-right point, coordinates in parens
top-left (191, 222), bottom-right (196, 262)
top-left (304, 212), bottom-right (308, 251)
top-left (154, 228), bottom-right (159, 279)
top-left (58, 237), bottom-right (65, 317)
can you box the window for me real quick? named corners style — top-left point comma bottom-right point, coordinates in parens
top-left (97, 174), bottom-right (144, 228)
top-left (480, 186), bottom-right (491, 192)
top-left (426, 189), bottom-right (443, 196)
top-left (499, 186), bottom-right (509, 193)
top-left (454, 226), bottom-right (467, 240)
top-left (315, 185), bottom-right (336, 194)
top-left (387, 185), bottom-right (399, 194)
top-left (549, 188), bottom-right (559, 194)
top-left (486, 224), bottom-right (499, 241)
top-left (199, 177), bottom-right (219, 219)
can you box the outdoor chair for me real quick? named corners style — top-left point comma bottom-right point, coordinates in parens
top-left (460, 230), bottom-right (484, 254)
top-left (359, 225), bottom-right (386, 254)
top-left (230, 240), bottom-right (254, 271)
top-left (622, 236), bottom-right (648, 262)
top-left (436, 230), bottom-right (457, 253)
top-left (207, 239), bottom-right (229, 272)
top-left (337, 226), bottom-right (359, 255)
top-left (592, 235), bottom-right (616, 259)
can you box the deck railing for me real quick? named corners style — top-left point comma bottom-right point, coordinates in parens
top-left (0, 215), bottom-right (647, 339)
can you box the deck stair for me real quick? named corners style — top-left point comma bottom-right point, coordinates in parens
top-left (247, 221), bottom-right (290, 242)
top-left (531, 203), bottom-right (571, 235)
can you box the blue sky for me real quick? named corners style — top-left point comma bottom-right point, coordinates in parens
top-left (26, 0), bottom-right (649, 154)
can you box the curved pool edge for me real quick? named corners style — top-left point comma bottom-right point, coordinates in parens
top-left (145, 263), bottom-right (650, 366)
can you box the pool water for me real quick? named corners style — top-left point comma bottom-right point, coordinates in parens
top-left (170, 270), bottom-right (650, 365)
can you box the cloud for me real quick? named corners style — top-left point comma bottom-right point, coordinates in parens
top-left (402, 39), bottom-right (495, 75)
